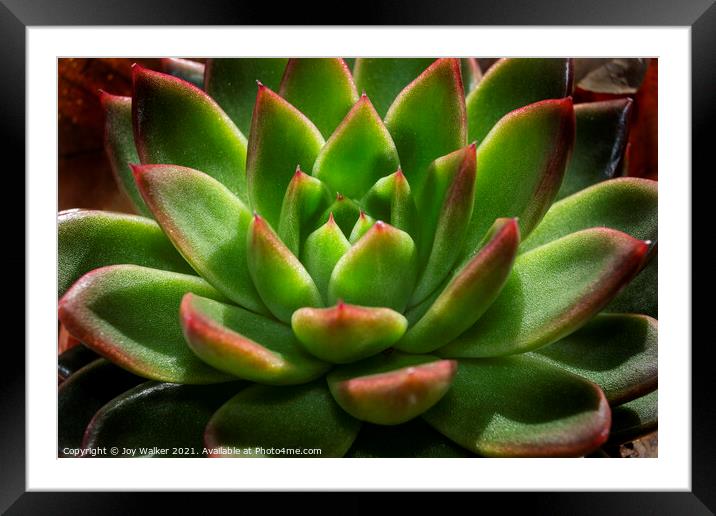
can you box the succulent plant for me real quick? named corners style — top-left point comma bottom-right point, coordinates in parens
top-left (58, 57), bottom-right (658, 458)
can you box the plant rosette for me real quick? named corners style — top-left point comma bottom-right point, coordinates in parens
top-left (58, 57), bottom-right (657, 458)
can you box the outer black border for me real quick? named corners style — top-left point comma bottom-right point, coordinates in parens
top-left (5, 0), bottom-right (711, 512)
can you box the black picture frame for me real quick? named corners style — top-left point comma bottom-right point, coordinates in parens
top-left (4, 0), bottom-right (710, 512)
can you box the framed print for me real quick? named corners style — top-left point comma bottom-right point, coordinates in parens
top-left (4, 0), bottom-right (711, 511)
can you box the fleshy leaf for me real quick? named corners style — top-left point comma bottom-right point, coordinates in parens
top-left (361, 170), bottom-right (417, 237)
top-left (58, 359), bottom-right (143, 454)
top-left (608, 390), bottom-right (658, 444)
top-left (319, 194), bottom-right (361, 237)
top-left (349, 211), bottom-right (375, 243)
top-left (423, 356), bottom-right (610, 457)
top-left (606, 245), bottom-right (657, 318)
top-left (100, 93), bottom-right (150, 216)
top-left (133, 164), bottom-right (267, 314)
top-left (411, 144), bottom-right (476, 304)
top-left (277, 168), bottom-right (332, 257)
top-left (352, 58), bottom-right (435, 117)
top-left (58, 210), bottom-right (194, 298)
top-left (328, 221), bottom-right (418, 312)
top-left (291, 302), bottom-right (407, 363)
top-left (301, 215), bottom-right (352, 300)
top-left (345, 418), bottom-right (474, 457)
top-left (82, 381), bottom-right (243, 457)
top-left (181, 294), bottom-right (329, 385)
top-left (397, 218), bottom-right (519, 353)
top-left (246, 84), bottom-right (325, 227)
top-left (204, 58), bottom-right (288, 135)
top-left (462, 98), bottom-right (575, 256)
top-left (460, 58), bottom-right (482, 93)
top-left (160, 58), bottom-right (205, 87)
top-left (466, 58), bottom-right (573, 144)
top-left (439, 228), bottom-right (649, 357)
top-left (533, 314), bottom-right (657, 405)
top-left (278, 58), bottom-right (359, 138)
top-left (384, 58), bottom-right (467, 196)
top-left (132, 65), bottom-right (249, 201)
top-left (58, 265), bottom-right (234, 384)
top-left (556, 99), bottom-right (633, 199)
top-left (247, 214), bottom-right (322, 323)
top-left (327, 352), bottom-right (457, 425)
top-left (521, 177), bottom-right (657, 253)
top-left (204, 381), bottom-right (361, 457)
top-left (312, 94), bottom-right (400, 200)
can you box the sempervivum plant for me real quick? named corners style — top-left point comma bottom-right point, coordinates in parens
top-left (58, 57), bottom-right (658, 458)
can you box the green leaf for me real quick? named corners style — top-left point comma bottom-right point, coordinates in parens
top-left (533, 314), bottom-right (657, 405)
top-left (384, 58), bottom-right (467, 196)
top-left (423, 356), bottom-right (610, 457)
top-left (246, 84), bottom-right (325, 227)
top-left (58, 359), bottom-right (143, 454)
top-left (606, 245), bottom-right (657, 318)
top-left (205, 381), bottom-right (361, 457)
top-left (328, 221), bottom-right (418, 312)
top-left (361, 170), bottom-right (417, 237)
top-left (133, 164), bottom-right (267, 314)
top-left (466, 58), bottom-right (573, 144)
top-left (58, 210), bottom-right (194, 298)
top-left (160, 58), bottom-right (205, 87)
top-left (278, 58), bottom-right (359, 138)
top-left (277, 168), bottom-right (332, 257)
top-left (608, 390), bottom-right (658, 444)
top-left (327, 352), bottom-right (457, 425)
top-left (352, 58), bottom-right (435, 117)
top-left (461, 58), bottom-right (482, 93)
top-left (556, 99), bottom-right (633, 200)
top-left (439, 228), bottom-right (649, 357)
top-left (301, 215), bottom-right (352, 301)
top-left (100, 93), bottom-right (150, 216)
top-left (132, 65), bottom-right (249, 202)
top-left (58, 265), bottom-right (235, 384)
top-left (204, 58), bottom-right (288, 135)
top-left (247, 214), bottom-right (323, 323)
top-left (180, 294), bottom-right (329, 385)
top-left (291, 302), bottom-right (407, 363)
top-left (462, 98), bottom-right (576, 256)
top-left (319, 194), bottom-right (361, 237)
top-left (349, 211), bottom-right (375, 243)
top-left (397, 218), bottom-right (519, 353)
top-left (82, 381), bottom-right (243, 457)
top-left (345, 418), bottom-right (474, 457)
top-left (411, 144), bottom-right (476, 305)
top-left (521, 177), bottom-right (657, 253)
top-left (312, 94), bottom-right (400, 200)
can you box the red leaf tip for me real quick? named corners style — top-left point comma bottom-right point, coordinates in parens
top-left (336, 193), bottom-right (345, 201)
top-left (327, 212), bottom-right (336, 224)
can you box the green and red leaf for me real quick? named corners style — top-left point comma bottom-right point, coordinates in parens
top-left (313, 94), bottom-right (400, 200)
top-left (291, 302), bottom-right (407, 364)
top-left (423, 356), bottom-right (610, 457)
top-left (384, 58), bottom-right (467, 196)
top-left (300, 215), bottom-right (352, 301)
top-left (133, 164), bottom-right (267, 313)
top-left (58, 265), bottom-right (235, 384)
top-left (462, 97), bottom-right (576, 256)
top-left (181, 294), bottom-right (329, 385)
top-left (132, 65), bottom-right (249, 201)
top-left (327, 352), bottom-right (457, 425)
top-left (439, 228), bottom-right (649, 357)
top-left (246, 84), bottom-right (325, 227)
top-left (58, 209), bottom-right (194, 298)
top-left (247, 214), bottom-right (323, 323)
top-left (466, 58), bottom-right (573, 144)
top-left (279, 58), bottom-right (359, 138)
